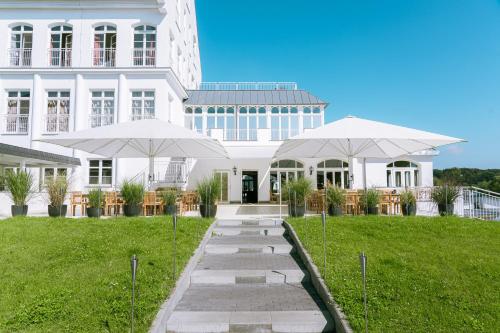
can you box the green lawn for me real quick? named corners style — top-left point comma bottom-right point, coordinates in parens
top-left (0, 216), bottom-right (212, 333)
top-left (288, 216), bottom-right (500, 333)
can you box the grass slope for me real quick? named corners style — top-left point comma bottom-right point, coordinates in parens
top-left (0, 216), bottom-right (212, 333)
top-left (288, 216), bottom-right (500, 332)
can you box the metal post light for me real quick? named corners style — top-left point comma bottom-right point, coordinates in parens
top-left (321, 211), bottom-right (327, 277)
top-left (130, 255), bottom-right (139, 333)
top-left (172, 210), bottom-right (177, 280)
top-left (359, 252), bottom-right (368, 333)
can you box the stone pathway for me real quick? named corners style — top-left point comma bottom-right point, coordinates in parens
top-left (166, 218), bottom-right (334, 333)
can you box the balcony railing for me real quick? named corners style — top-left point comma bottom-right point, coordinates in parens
top-left (8, 48), bottom-right (32, 67)
top-left (2, 114), bottom-right (29, 134)
top-left (130, 113), bottom-right (155, 121)
top-left (42, 114), bottom-right (69, 134)
top-left (132, 48), bottom-right (156, 67)
top-left (222, 129), bottom-right (258, 141)
top-left (89, 114), bottom-right (114, 128)
top-left (48, 48), bottom-right (72, 67)
top-left (92, 48), bottom-right (116, 67)
top-left (199, 82), bottom-right (298, 91)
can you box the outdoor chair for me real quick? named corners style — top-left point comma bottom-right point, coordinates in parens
top-left (105, 191), bottom-right (123, 216)
top-left (345, 191), bottom-right (360, 215)
top-left (143, 191), bottom-right (158, 216)
top-left (70, 192), bottom-right (86, 216)
top-left (379, 191), bottom-right (393, 215)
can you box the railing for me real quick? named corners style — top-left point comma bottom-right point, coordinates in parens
top-left (2, 114), bottom-right (29, 134)
top-left (199, 82), bottom-right (298, 91)
top-left (132, 48), bottom-right (156, 67)
top-left (152, 158), bottom-right (191, 187)
top-left (130, 113), bottom-right (155, 121)
top-left (92, 48), bottom-right (116, 67)
top-left (48, 48), bottom-right (72, 67)
top-left (460, 187), bottom-right (500, 221)
top-left (89, 114), bottom-right (114, 128)
top-left (8, 48), bottom-right (32, 67)
top-left (42, 114), bottom-right (70, 133)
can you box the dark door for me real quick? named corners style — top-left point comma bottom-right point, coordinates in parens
top-left (242, 171), bottom-right (258, 204)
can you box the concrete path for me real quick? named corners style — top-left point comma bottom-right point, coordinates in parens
top-left (166, 218), bottom-right (334, 333)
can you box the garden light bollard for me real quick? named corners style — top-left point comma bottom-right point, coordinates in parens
top-left (359, 252), bottom-right (368, 333)
top-left (130, 255), bottom-right (139, 333)
top-left (172, 210), bottom-right (177, 280)
top-left (322, 211), bottom-right (327, 277)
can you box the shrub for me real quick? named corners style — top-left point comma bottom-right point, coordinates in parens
top-left (431, 185), bottom-right (460, 206)
top-left (120, 180), bottom-right (145, 206)
top-left (282, 177), bottom-right (313, 206)
top-left (5, 170), bottom-right (34, 206)
top-left (46, 178), bottom-right (68, 207)
top-left (400, 190), bottom-right (416, 207)
top-left (161, 189), bottom-right (178, 206)
top-left (196, 176), bottom-right (221, 205)
top-left (87, 188), bottom-right (104, 208)
top-left (326, 186), bottom-right (346, 208)
top-left (359, 189), bottom-right (380, 210)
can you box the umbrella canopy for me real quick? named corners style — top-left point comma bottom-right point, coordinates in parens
top-left (274, 116), bottom-right (464, 160)
top-left (37, 119), bottom-right (228, 159)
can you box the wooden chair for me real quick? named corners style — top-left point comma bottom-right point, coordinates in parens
top-left (70, 191), bottom-right (86, 216)
top-left (345, 191), bottom-right (360, 215)
top-left (143, 191), bottom-right (158, 216)
top-left (182, 192), bottom-right (198, 212)
top-left (379, 190), bottom-right (392, 215)
top-left (105, 191), bottom-right (123, 216)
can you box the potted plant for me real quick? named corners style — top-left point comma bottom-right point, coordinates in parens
top-left (283, 177), bottom-right (313, 217)
top-left (431, 185), bottom-right (459, 216)
top-left (326, 185), bottom-right (346, 216)
top-left (360, 189), bottom-right (380, 215)
top-left (196, 176), bottom-right (221, 218)
top-left (87, 188), bottom-right (104, 218)
top-left (121, 180), bottom-right (144, 217)
top-left (5, 170), bottom-right (34, 217)
top-left (161, 189), bottom-right (178, 215)
top-left (46, 178), bottom-right (68, 217)
top-left (400, 190), bottom-right (417, 216)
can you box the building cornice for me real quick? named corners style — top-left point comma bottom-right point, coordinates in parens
top-left (0, 0), bottom-right (166, 13)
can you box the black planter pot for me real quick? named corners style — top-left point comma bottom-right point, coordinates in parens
top-left (164, 204), bottom-right (177, 215)
top-left (328, 205), bottom-right (343, 216)
top-left (124, 204), bottom-right (142, 217)
top-left (86, 207), bottom-right (103, 218)
top-left (367, 206), bottom-right (379, 215)
top-left (11, 205), bottom-right (28, 217)
top-left (438, 203), bottom-right (454, 216)
top-left (48, 205), bottom-right (67, 217)
top-left (288, 204), bottom-right (305, 217)
top-left (402, 204), bottom-right (416, 216)
top-left (199, 204), bottom-right (217, 218)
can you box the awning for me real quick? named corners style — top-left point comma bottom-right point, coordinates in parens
top-left (0, 143), bottom-right (81, 167)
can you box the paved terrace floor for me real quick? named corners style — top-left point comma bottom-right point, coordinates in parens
top-left (166, 218), bottom-right (334, 333)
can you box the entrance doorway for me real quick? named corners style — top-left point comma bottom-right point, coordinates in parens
top-left (242, 171), bottom-right (258, 204)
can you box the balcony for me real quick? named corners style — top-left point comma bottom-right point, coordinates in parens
top-left (48, 48), bottom-right (72, 67)
top-left (2, 114), bottom-right (29, 134)
top-left (8, 48), bottom-right (32, 67)
top-left (92, 48), bottom-right (116, 67)
top-left (130, 113), bottom-right (155, 121)
top-left (89, 114), bottom-right (114, 128)
top-left (199, 82), bottom-right (298, 91)
top-left (42, 114), bottom-right (69, 134)
top-left (205, 128), bottom-right (300, 142)
top-left (132, 48), bottom-right (156, 67)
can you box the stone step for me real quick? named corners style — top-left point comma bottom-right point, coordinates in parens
top-left (213, 226), bottom-right (285, 236)
top-left (166, 311), bottom-right (334, 333)
top-left (216, 219), bottom-right (281, 227)
top-left (190, 269), bottom-right (309, 284)
top-left (196, 253), bottom-right (304, 271)
top-left (204, 244), bottom-right (294, 255)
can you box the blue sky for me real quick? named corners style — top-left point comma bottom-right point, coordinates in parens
top-left (195, 0), bottom-right (500, 169)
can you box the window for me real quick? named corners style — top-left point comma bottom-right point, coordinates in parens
top-left (10, 25), bottom-right (32, 66)
top-left (184, 107), bottom-right (203, 134)
top-left (88, 159), bottom-right (113, 186)
top-left (45, 91), bottom-right (70, 133)
top-left (90, 91), bottom-right (114, 127)
top-left (316, 159), bottom-right (349, 189)
top-left (93, 25), bottom-right (116, 67)
top-left (270, 106), bottom-right (299, 140)
top-left (49, 25), bottom-right (72, 66)
top-left (133, 25), bottom-right (156, 66)
top-left (386, 161), bottom-right (419, 188)
top-left (238, 106), bottom-right (258, 141)
top-left (131, 91), bottom-right (155, 120)
top-left (303, 106), bottom-right (322, 130)
top-left (5, 91), bottom-right (30, 134)
top-left (43, 168), bottom-right (67, 184)
top-left (258, 107), bottom-right (267, 129)
top-left (214, 171), bottom-right (229, 203)
top-left (269, 160), bottom-right (305, 202)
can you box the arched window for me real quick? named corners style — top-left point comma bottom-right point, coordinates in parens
top-left (270, 160), bottom-right (305, 201)
top-left (316, 159), bottom-right (349, 189)
top-left (238, 106), bottom-right (257, 141)
top-left (183, 106), bottom-right (203, 133)
top-left (93, 25), bottom-right (116, 67)
top-left (10, 25), bottom-right (33, 66)
top-left (49, 25), bottom-right (72, 67)
top-left (133, 25), bottom-right (156, 66)
top-left (386, 161), bottom-right (419, 188)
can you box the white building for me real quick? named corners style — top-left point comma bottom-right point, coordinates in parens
top-left (0, 0), bottom-right (435, 213)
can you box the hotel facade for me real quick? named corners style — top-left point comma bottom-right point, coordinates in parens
top-left (0, 0), bottom-right (435, 212)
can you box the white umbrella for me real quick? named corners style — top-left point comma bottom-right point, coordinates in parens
top-left (274, 115), bottom-right (465, 187)
top-left (37, 119), bottom-right (228, 183)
